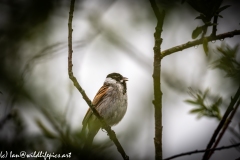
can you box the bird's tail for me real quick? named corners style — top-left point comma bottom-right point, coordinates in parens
top-left (80, 124), bottom-right (87, 139)
top-left (82, 125), bottom-right (100, 150)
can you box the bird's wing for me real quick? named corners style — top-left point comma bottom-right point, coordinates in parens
top-left (82, 84), bottom-right (109, 126)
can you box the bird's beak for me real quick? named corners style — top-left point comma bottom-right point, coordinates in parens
top-left (122, 77), bottom-right (128, 81)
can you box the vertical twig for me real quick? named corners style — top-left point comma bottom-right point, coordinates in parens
top-left (202, 86), bottom-right (240, 160)
top-left (67, 1), bottom-right (129, 160)
top-left (68, 0), bottom-right (74, 78)
top-left (211, 14), bottom-right (219, 37)
top-left (149, 0), bottom-right (165, 160)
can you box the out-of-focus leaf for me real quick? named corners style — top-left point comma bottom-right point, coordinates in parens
top-left (205, 22), bottom-right (215, 27)
top-left (203, 37), bottom-right (208, 55)
top-left (211, 98), bottom-right (222, 120)
top-left (212, 44), bottom-right (240, 82)
top-left (189, 108), bottom-right (203, 113)
top-left (216, 113), bottom-right (222, 120)
top-left (187, 0), bottom-right (223, 19)
top-left (217, 5), bottom-right (231, 13)
top-left (203, 88), bottom-right (209, 100)
top-left (218, 14), bottom-right (223, 18)
top-left (195, 14), bottom-right (208, 23)
top-left (35, 119), bottom-right (57, 139)
top-left (185, 88), bottom-right (222, 120)
top-left (212, 97), bottom-right (222, 109)
top-left (195, 14), bottom-right (205, 20)
top-left (65, 124), bottom-right (71, 139)
top-left (212, 105), bottom-right (220, 113)
top-left (197, 113), bottom-right (204, 119)
top-left (185, 99), bottom-right (199, 105)
top-left (192, 26), bottom-right (203, 39)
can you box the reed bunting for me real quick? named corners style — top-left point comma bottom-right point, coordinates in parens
top-left (81, 73), bottom-right (128, 147)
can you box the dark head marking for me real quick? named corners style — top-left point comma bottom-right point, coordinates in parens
top-left (107, 73), bottom-right (123, 82)
top-left (107, 72), bottom-right (128, 94)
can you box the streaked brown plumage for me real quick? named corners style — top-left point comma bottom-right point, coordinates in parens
top-left (81, 73), bottom-right (128, 148)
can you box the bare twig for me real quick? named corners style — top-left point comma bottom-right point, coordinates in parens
top-left (207, 98), bottom-right (240, 159)
top-left (67, 1), bottom-right (129, 160)
top-left (161, 30), bottom-right (240, 57)
top-left (202, 86), bottom-right (240, 160)
top-left (163, 143), bottom-right (240, 160)
top-left (211, 14), bottom-right (218, 37)
top-left (149, 0), bottom-right (165, 160)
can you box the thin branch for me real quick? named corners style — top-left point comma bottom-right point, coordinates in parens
top-left (67, 1), bottom-right (129, 160)
top-left (161, 30), bottom-right (240, 57)
top-left (211, 14), bottom-right (218, 37)
top-left (207, 98), bottom-right (240, 159)
top-left (163, 143), bottom-right (240, 160)
top-left (149, 0), bottom-right (165, 160)
top-left (202, 86), bottom-right (240, 160)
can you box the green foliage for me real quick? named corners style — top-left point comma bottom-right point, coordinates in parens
top-left (188, 1), bottom-right (231, 40)
top-left (35, 119), bottom-right (57, 139)
top-left (212, 44), bottom-right (240, 83)
top-left (190, 2), bottom-right (232, 56)
top-left (187, 0), bottom-right (223, 20)
top-left (192, 26), bottom-right (204, 39)
top-left (195, 14), bottom-right (211, 24)
top-left (217, 5), bottom-right (231, 14)
top-left (203, 37), bottom-right (209, 55)
top-left (185, 88), bottom-right (222, 120)
top-left (33, 106), bottom-right (114, 159)
top-left (191, 4), bottom-right (230, 23)
top-left (191, 21), bottom-right (215, 39)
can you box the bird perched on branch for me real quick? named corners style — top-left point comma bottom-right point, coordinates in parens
top-left (81, 73), bottom-right (128, 148)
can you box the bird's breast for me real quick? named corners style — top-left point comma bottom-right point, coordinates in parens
top-left (98, 84), bottom-right (127, 126)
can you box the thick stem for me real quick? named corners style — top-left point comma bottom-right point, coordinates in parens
top-left (149, 0), bottom-right (165, 159)
top-left (153, 38), bottom-right (163, 160)
top-left (153, 26), bottom-right (164, 160)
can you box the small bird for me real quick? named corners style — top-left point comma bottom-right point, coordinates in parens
top-left (81, 73), bottom-right (128, 148)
